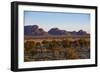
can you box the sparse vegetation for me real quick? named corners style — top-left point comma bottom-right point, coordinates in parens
top-left (24, 36), bottom-right (90, 62)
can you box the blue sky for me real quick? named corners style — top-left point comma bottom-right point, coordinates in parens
top-left (24, 11), bottom-right (90, 33)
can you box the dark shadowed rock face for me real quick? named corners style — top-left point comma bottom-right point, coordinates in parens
top-left (24, 25), bottom-right (89, 36)
top-left (70, 30), bottom-right (87, 35)
top-left (70, 31), bottom-right (77, 35)
top-left (77, 30), bottom-right (87, 35)
top-left (24, 25), bottom-right (48, 36)
top-left (24, 25), bottom-right (34, 35)
top-left (48, 28), bottom-right (70, 35)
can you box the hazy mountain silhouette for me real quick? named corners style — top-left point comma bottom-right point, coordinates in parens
top-left (24, 25), bottom-right (89, 36)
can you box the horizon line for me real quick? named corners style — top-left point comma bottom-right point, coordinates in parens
top-left (24, 24), bottom-right (90, 34)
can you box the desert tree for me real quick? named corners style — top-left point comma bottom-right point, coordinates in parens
top-left (61, 39), bottom-right (70, 48)
top-left (42, 40), bottom-right (50, 49)
top-left (24, 40), bottom-right (35, 51)
top-left (35, 42), bottom-right (41, 49)
top-left (78, 38), bottom-right (90, 48)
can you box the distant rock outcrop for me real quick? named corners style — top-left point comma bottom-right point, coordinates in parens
top-left (70, 30), bottom-right (88, 35)
top-left (77, 30), bottom-right (87, 35)
top-left (24, 25), bottom-right (48, 36)
top-left (48, 28), bottom-right (69, 35)
top-left (24, 25), bottom-right (89, 36)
